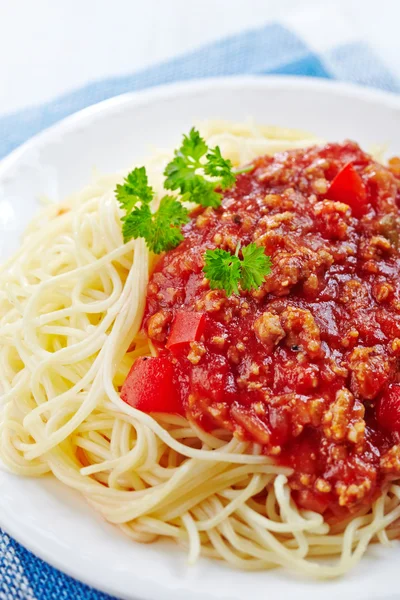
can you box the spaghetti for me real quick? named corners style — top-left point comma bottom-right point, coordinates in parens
top-left (1, 122), bottom-right (400, 579)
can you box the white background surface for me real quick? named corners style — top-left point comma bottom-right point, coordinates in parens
top-left (1, 0), bottom-right (400, 117)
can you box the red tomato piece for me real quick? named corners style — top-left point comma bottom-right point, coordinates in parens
top-left (326, 162), bottom-right (368, 218)
top-left (121, 356), bottom-right (183, 414)
top-left (377, 383), bottom-right (400, 433)
top-left (166, 310), bottom-right (205, 352)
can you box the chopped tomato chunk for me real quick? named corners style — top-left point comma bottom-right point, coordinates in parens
top-left (121, 356), bottom-right (183, 414)
top-left (326, 163), bottom-right (368, 218)
top-left (377, 383), bottom-right (400, 433)
top-left (166, 310), bottom-right (205, 352)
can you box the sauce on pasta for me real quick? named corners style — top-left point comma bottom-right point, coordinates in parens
top-left (124, 142), bottom-right (400, 517)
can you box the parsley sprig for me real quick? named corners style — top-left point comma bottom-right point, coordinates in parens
top-left (203, 243), bottom-right (272, 296)
top-left (116, 167), bottom-right (189, 253)
top-left (164, 128), bottom-right (236, 208)
top-left (115, 128), bottom-right (271, 296)
top-left (116, 166), bottom-right (153, 212)
top-left (116, 128), bottom-right (238, 251)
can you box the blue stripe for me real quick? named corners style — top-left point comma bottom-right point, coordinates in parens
top-left (324, 41), bottom-right (400, 92)
top-left (0, 23), bottom-right (329, 159)
top-left (11, 536), bottom-right (116, 600)
top-left (267, 55), bottom-right (331, 78)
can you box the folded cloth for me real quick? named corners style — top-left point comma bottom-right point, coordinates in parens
top-left (0, 18), bottom-right (398, 600)
top-left (0, 19), bottom-right (398, 161)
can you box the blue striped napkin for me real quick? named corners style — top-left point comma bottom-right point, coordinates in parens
top-left (0, 21), bottom-right (398, 600)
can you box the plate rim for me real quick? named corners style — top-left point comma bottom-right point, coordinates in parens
top-left (1, 74), bottom-right (400, 175)
top-left (1, 74), bottom-right (400, 600)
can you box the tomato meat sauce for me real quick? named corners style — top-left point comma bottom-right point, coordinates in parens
top-left (122, 142), bottom-right (400, 517)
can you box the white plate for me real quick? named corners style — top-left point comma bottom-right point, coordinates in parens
top-left (1, 76), bottom-right (400, 600)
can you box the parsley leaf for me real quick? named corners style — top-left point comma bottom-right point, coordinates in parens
top-left (240, 243), bottom-right (272, 291)
top-left (203, 243), bottom-right (272, 297)
top-left (117, 164), bottom-right (189, 253)
top-left (121, 194), bottom-right (189, 253)
top-left (180, 127), bottom-right (208, 161)
top-left (121, 202), bottom-right (152, 244)
top-left (116, 167), bottom-right (154, 212)
top-left (147, 196), bottom-right (189, 254)
top-left (164, 129), bottom-right (207, 193)
top-left (164, 128), bottom-right (236, 207)
top-left (204, 146), bottom-right (235, 189)
top-left (203, 248), bottom-right (242, 297)
top-left (181, 176), bottom-right (222, 208)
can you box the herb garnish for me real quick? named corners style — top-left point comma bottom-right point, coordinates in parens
top-left (116, 129), bottom-right (271, 296)
top-left (203, 243), bottom-right (272, 296)
top-left (164, 128), bottom-right (236, 208)
top-left (116, 167), bottom-right (189, 253)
